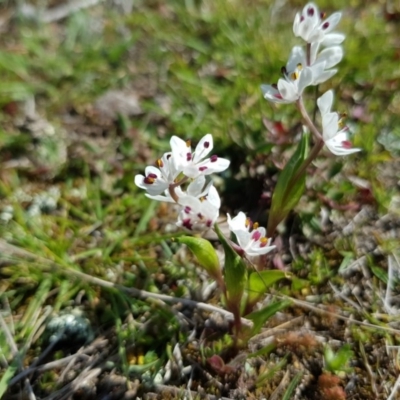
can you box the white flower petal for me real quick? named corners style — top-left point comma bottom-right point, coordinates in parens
top-left (146, 193), bottom-right (175, 203)
top-left (316, 46), bottom-right (343, 69)
top-left (297, 67), bottom-right (314, 93)
top-left (317, 90), bottom-right (334, 116)
top-left (322, 32), bottom-right (345, 46)
top-left (312, 69), bottom-right (338, 85)
top-left (292, 12), bottom-right (302, 37)
top-left (186, 175), bottom-right (206, 197)
top-left (286, 46), bottom-right (306, 72)
top-left (234, 229), bottom-right (252, 250)
top-left (325, 136), bottom-right (361, 156)
top-left (261, 84), bottom-right (287, 103)
top-left (193, 134), bottom-right (213, 163)
top-left (227, 212), bottom-right (247, 232)
top-left (207, 185), bottom-right (221, 209)
top-left (277, 79), bottom-right (299, 102)
top-left (321, 12), bottom-right (342, 34)
top-left (299, 3), bottom-right (320, 41)
top-left (322, 112), bottom-right (339, 140)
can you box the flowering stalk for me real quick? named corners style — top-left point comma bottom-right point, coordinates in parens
top-left (134, 2), bottom-right (362, 342)
top-left (263, 2), bottom-right (360, 236)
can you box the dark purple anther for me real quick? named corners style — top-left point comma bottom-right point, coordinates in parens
top-left (322, 21), bottom-right (329, 30)
top-left (210, 155), bottom-right (218, 163)
top-left (186, 152), bottom-right (192, 161)
top-left (307, 6), bottom-right (315, 16)
top-left (183, 219), bottom-right (192, 230)
top-left (184, 206), bottom-right (191, 213)
top-left (204, 141), bottom-right (210, 148)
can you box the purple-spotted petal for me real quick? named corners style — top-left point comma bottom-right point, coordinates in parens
top-left (192, 133), bottom-right (213, 164)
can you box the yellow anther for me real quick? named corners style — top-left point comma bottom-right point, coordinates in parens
top-left (186, 140), bottom-right (191, 147)
top-left (253, 222), bottom-right (259, 229)
top-left (156, 158), bottom-right (164, 168)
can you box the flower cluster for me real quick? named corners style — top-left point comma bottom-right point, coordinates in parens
top-left (135, 134), bottom-right (274, 257)
top-left (136, 2), bottom-right (359, 260)
top-left (261, 2), bottom-right (360, 156)
top-left (135, 134), bottom-right (229, 231)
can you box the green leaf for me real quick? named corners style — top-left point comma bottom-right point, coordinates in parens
top-left (246, 300), bottom-right (291, 335)
top-left (177, 236), bottom-right (221, 280)
top-left (370, 265), bottom-right (388, 284)
top-left (268, 133), bottom-right (309, 233)
top-left (214, 223), bottom-right (247, 307)
top-left (324, 344), bottom-right (354, 373)
top-left (291, 277), bottom-right (310, 291)
top-left (282, 371), bottom-right (303, 400)
top-left (0, 359), bottom-right (19, 398)
top-left (247, 270), bottom-right (290, 308)
top-left (256, 356), bottom-right (287, 387)
top-left (0, 81), bottom-right (35, 102)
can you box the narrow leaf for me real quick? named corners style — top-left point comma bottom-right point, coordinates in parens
top-left (246, 299), bottom-right (291, 335)
top-left (282, 371), bottom-right (303, 400)
top-left (268, 133), bottom-right (309, 232)
top-left (214, 223), bottom-right (247, 307)
top-left (0, 360), bottom-right (19, 398)
top-left (247, 270), bottom-right (290, 307)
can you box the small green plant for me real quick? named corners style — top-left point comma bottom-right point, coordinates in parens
top-left (324, 344), bottom-right (354, 374)
top-left (135, 2), bottom-right (359, 349)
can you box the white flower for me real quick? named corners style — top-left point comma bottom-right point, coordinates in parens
top-left (261, 48), bottom-right (331, 104)
top-left (293, 2), bottom-right (344, 44)
top-left (134, 152), bottom-right (179, 196)
top-left (287, 45), bottom-right (343, 83)
top-left (227, 212), bottom-right (275, 257)
top-left (170, 134), bottom-right (230, 179)
top-left (176, 183), bottom-right (221, 231)
top-left (317, 90), bottom-right (361, 156)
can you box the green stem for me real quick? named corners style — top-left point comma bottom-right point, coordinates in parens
top-left (292, 96), bottom-right (325, 184)
top-left (290, 138), bottom-right (324, 186)
top-left (267, 97), bottom-right (325, 237)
